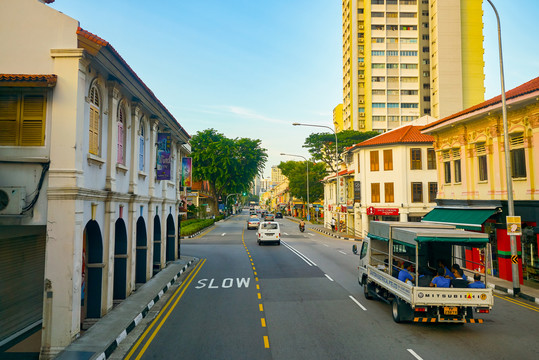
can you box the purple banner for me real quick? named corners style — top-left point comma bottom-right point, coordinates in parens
top-left (182, 157), bottom-right (192, 188)
top-left (156, 133), bottom-right (171, 180)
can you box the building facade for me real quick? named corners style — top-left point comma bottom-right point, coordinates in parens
top-left (421, 76), bottom-right (539, 288)
top-left (342, 0), bottom-right (484, 132)
top-left (347, 123), bottom-right (437, 237)
top-left (0, 1), bottom-right (190, 357)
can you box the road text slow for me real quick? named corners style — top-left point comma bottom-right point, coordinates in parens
top-left (195, 278), bottom-right (251, 289)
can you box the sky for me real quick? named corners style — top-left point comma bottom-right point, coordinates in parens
top-left (49, 0), bottom-right (539, 178)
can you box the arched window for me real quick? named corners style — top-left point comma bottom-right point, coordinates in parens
top-left (89, 85), bottom-right (100, 155)
top-left (117, 105), bottom-right (125, 164)
top-left (139, 118), bottom-right (145, 171)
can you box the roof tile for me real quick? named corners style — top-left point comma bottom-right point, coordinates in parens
top-left (350, 125), bottom-right (433, 149)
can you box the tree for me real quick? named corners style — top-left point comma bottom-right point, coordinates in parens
top-left (190, 129), bottom-right (267, 215)
top-left (302, 130), bottom-right (379, 173)
top-left (278, 160), bottom-right (325, 204)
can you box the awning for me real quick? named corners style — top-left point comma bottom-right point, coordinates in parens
top-left (421, 208), bottom-right (497, 230)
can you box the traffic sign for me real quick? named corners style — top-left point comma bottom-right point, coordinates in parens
top-left (506, 216), bottom-right (522, 236)
top-left (511, 255), bottom-right (518, 264)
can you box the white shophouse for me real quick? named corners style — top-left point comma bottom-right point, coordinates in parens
top-left (347, 123), bottom-right (438, 238)
top-left (0, 1), bottom-right (190, 358)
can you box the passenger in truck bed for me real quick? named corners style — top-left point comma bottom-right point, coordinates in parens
top-left (430, 267), bottom-right (451, 287)
top-left (451, 268), bottom-right (468, 288)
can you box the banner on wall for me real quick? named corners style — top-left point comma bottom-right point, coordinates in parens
top-left (156, 133), bottom-right (171, 180)
top-left (182, 157), bottom-right (192, 188)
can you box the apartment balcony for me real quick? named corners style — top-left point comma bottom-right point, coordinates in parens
top-left (388, 95), bottom-right (400, 102)
top-left (387, 68), bottom-right (399, 76)
top-left (386, 30), bottom-right (399, 37)
top-left (371, 30), bottom-right (385, 38)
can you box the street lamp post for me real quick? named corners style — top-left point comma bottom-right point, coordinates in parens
top-left (293, 122), bottom-right (339, 230)
top-left (281, 153), bottom-right (310, 221)
top-left (486, 0), bottom-right (519, 295)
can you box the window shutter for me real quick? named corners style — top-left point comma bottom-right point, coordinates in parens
top-left (0, 94), bottom-right (20, 145)
top-left (20, 94), bottom-right (45, 146)
top-left (139, 136), bottom-right (144, 171)
top-left (89, 106), bottom-right (99, 155)
top-left (117, 121), bottom-right (124, 164)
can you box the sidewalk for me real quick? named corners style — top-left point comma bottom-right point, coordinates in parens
top-left (56, 256), bottom-right (198, 360)
top-left (293, 218), bottom-right (539, 304)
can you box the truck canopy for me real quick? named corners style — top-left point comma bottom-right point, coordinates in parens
top-left (368, 221), bottom-right (489, 248)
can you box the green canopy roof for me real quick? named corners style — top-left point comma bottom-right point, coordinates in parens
top-left (421, 208), bottom-right (496, 231)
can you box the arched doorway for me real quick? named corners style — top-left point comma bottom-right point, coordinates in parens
top-left (113, 218), bottom-right (127, 300)
top-left (83, 220), bottom-right (103, 320)
top-left (166, 214), bottom-right (175, 262)
top-left (153, 215), bottom-right (161, 275)
top-left (135, 217), bottom-right (147, 284)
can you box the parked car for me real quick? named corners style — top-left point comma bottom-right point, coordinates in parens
top-left (275, 212), bottom-right (283, 219)
top-left (247, 217), bottom-right (261, 230)
top-left (264, 213), bottom-right (275, 221)
top-left (257, 221), bottom-right (281, 245)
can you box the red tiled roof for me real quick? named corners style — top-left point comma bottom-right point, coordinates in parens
top-left (0, 74), bottom-right (57, 87)
top-left (76, 27), bottom-right (190, 139)
top-left (323, 169), bottom-right (354, 181)
top-left (422, 75), bottom-right (539, 131)
top-left (350, 125), bottom-right (433, 149)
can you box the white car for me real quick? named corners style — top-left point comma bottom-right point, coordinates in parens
top-left (257, 221), bottom-right (281, 245)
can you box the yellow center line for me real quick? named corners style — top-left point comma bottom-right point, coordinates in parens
top-left (263, 336), bottom-right (270, 348)
top-left (127, 259), bottom-right (207, 360)
top-left (261, 318), bottom-right (266, 327)
top-left (259, 304), bottom-right (264, 311)
top-left (494, 294), bottom-right (539, 312)
top-left (124, 259), bottom-right (205, 360)
top-left (256, 284), bottom-right (260, 290)
top-left (257, 292), bottom-right (261, 299)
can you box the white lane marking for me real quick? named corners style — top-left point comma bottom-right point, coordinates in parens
top-left (325, 274), bottom-right (334, 281)
top-left (282, 241), bottom-right (317, 266)
top-left (349, 295), bottom-right (367, 311)
top-left (407, 349), bottom-right (424, 360)
top-left (338, 250), bottom-right (347, 255)
top-left (221, 233), bottom-right (226, 236)
top-left (284, 232), bottom-right (289, 235)
top-left (323, 244), bottom-right (329, 247)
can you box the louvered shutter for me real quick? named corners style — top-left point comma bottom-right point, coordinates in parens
top-left (139, 136), bottom-right (144, 171)
top-left (0, 94), bottom-right (20, 145)
top-left (117, 121), bottom-right (124, 164)
top-left (89, 106), bottom-right (99, 155)
top-left (20, 94), bottom-right (45, 146)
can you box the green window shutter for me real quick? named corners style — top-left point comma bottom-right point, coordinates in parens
top-left (0, 94), bottom-right (20, 145)
top-left (20, 94), bottom-right (45, 146)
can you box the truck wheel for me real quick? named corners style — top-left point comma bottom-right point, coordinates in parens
top-left (363, 281), bottom-right (373, 300)
top-left (392, 299), bottom-right (402, 323)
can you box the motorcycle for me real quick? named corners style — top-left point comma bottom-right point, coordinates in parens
top-left (299, 223), bottom-right (305, 232)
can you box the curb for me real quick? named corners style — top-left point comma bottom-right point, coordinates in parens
top-left (93, 259), bottom-right (197, 360)
top-left (310, 227), bottom-right (362, 241)
top-left (489, 283), bottom-right (539, 304)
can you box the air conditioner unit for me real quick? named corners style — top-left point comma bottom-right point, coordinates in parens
top-left (359, 99), bottom-right (365, 103)
top-left (0, 187), bottom-right (25, 215)
top-left (359, 62), bottom-right (364, 67)
top-left (359, 25), bottom-right (364, 30)
top-left (359, 113), bottom-right (365, 117)
top-left (359, 75), bottom-right (365, 79)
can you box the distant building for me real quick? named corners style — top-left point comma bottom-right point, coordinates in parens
top-left (271, 166), bottom-right (286, 184)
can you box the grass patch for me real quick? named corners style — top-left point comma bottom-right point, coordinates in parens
top-left (180, 216), bottom-right (225, 236)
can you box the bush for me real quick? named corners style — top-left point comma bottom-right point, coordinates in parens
top-left (180, 218), bottom-right (215, 236)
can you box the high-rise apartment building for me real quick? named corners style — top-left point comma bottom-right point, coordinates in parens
top-left (342, 0), bottom-right (484, 132)
top-left (271, 166), bottom-right (286, 184)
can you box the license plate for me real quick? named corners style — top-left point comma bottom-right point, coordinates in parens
top-left (444, 306), bottom-right (458, 315)
top-left (265, 233), bottom-right (275, 236)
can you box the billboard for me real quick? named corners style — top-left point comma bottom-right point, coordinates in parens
top-left (156, 133), bottom-right (171, 180)
top-left (182, 157), bottom-right (192, 188)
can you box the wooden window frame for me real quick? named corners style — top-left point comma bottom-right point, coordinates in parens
top-left (89, 85), bottom-right (100, 155)
top-left (427, 148), bottom-right (436, 170)
top-left (370, 150), bottom-right (379, 171)
top-left (371, 183), bottom-right (380, 203)
top-left (0, 89), bottom-right (46, 146)
top-left (384, 182), bottom-right (394, 203)
top-left (411, 182), bottom-right (423, 203)
top-left (383, 149), bottom-right (393, 171)
top-left (410, 148), bottom-right (422, 170)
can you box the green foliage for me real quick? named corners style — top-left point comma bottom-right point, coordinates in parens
top-left (190, 129), bottom-right (268, 213)
top-left (278, 160), bottom-right (326, 203)
top-left (302, 130), bottom-right (379, 172)
top-left (180, 215), bottom-right (223, 236)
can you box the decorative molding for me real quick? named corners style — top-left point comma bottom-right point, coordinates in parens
top-left (50, 48), bottom-right (84, 58)
top-left (138, 171), bottom-right (148, 179)
top-left (87, 153), bottom-right (105, 168)
top-left (116, 163), bottom-right (128, 174)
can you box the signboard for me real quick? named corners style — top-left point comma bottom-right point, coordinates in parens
top-left (353, 181), bottom-right (361, 201)
top-left (182, 157), bottom-right (192, 188)
top-left (367, 207), bottom-right (399, 216)
top-left (506, 216), bottom-right (522, 236)
top-left (156, 133), bottom-right (171, 180)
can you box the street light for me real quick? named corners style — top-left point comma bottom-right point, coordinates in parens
top-left (293, 122), bottom-right (339, 230)
top-left (486, 0), bottom-right (519, 295)
top-left (281, 153), bottom-right (310, 221)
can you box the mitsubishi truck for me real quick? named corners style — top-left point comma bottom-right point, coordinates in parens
top-left (355, 221), bottom-right (494, 323)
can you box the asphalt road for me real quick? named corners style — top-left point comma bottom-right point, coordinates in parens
top-left (121, 214), bottom-right (539, 360)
